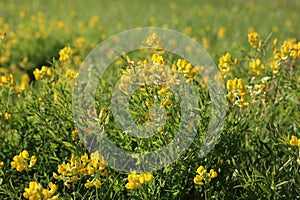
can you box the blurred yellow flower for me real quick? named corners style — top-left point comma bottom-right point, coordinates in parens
top-left (217, 27), bottom-right (226, 39)
top-left (59, 46), bottom-right (73, 62)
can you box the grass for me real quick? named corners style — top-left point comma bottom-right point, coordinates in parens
top-left (0, 0), bottom-right (300, 199)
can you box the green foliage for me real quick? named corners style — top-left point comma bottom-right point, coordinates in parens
top-left (0, 0), bottom-right (300, 199)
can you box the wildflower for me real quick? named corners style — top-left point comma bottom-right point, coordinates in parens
top-left (0, 73), bottom-right (16, 89)
top-left (89, 16), bottom-right (100, 27)
top-left (125, 171), bottom-right (153, 190)
top-left (273, 38), bottom-right (278, 46)
top-left (217, 27), bottom-right (226, 39)
top-left (0, 161), bottom-right (4, 170)
top-left (4, 112), bottom-right (11, 120)
top-left (151, 53), bottom-right (165, 65)
top-left (33, 66), bottom-right (54, 80)
top-left (59, 46), bottom-right (73, 62)
top-left (65, 68), bottom-right (78, 79)
top-left (248, 31), bottom-right (263, 50)
top-left (218, 52), bottom-right (237, 77)
top-left (194, 165), bottom-right (217, 185)
top-left (226, 78), bottom-right (248, 108)
top-left (29, 156), bottom-right (37, 168)
top-left (162, 98), bottom-right (169, 107)
top-left (54, 151), bottom-right (107, 189)
top-left (18, 73), bottom-right (30, 92)
top-left (290, 135), bottom-right (298, 146)
top-left (94, 179), bottom-right (101, 188)
top-left (23, 181), bottom-right (58, 200)
top-left (145, 99), bottom-right (152, 108)
top-left (11, 150), bottom-right (37, 172)
top-left (158, 87), bottom-right (167, 95)
top-left (249, 58), bottom-right (265, 76)
top-left (145, 32), bottom-right (164, 49)
top-left (85, 180), bottom-right (92, 188)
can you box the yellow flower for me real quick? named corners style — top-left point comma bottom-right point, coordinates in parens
top-left (11, 150), bottom-right (37, 172)
top-left (72, 129), bottom-right (78, 138)
top-left (162, 98), bottom-right (169, 107)
top-left (249, 58), bottom-right (265, 76)
top-left (53, 172), bottom-right (60, 179)
top-left (23, 181), bottom-right (58, 200)
top-left (81, 153), bottom-right (89, 164)
top-left (0, 161), bottom-right (4, 170)
top-left (217, 27), bottom-right (226, 39)
top-left (247, 31), bottom-right (261, 49)
top-left (33, 66), bottom-right (53, 80)
top-left (85, 180), bottom-right (92, 188)
top-left (99, 108), bottom-right (106, 119)
top-left (197, 165), bottom-right (205, 174)
top-left (0, 73), bottom-right (15, 88)
top-left (209, 169), bottom-right (218, 178)
top-left (54, 151), bottom-right (107, 188)
top-left (65, 69), bottom-right (78, 79)
top-left (194, 165), bottom-right (218, 186)
top-left (194, 175), bottom-right (204, 185)
top-left (226, 78), bottom-right (248, 108)
top-left (145, 99), bottom-right (152, 108)
top-left (218, 52), bottom-right (237, 78)
top-left (151, 54), bottom-right (165, 65)
top-left (158, 87), bottom-right (167, 95)
top-left (59, 46), bottom-right (73, 62)
top-left (290, 135), bottom-right (298, 146)
top-left (125, 171), bottom-right (153, 190)
top-left (125, 181), bottom-right (141, 190)
top-left (29, 156), bottom-right (37, 168)
top-left (87, 166), bottom-right (94, 175)
top-left (4, 112), bottom-right (11, 120)
top-left (94, 179), bottom-right (101, 188)
top-left (144, 172), bottom-right (153, 182)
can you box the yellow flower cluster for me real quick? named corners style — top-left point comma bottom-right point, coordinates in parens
top-left (33, 66), bottom-right (54, 80)
top-left (175, 58), bottom-right (198, 82)
top-left (247, 31), bottom-right (263, 50)
top-left (23, 181), bottom-right (59, 200)
top-left (271, 38), bottom-right (300, 74)
top-left (226, 78), bottom-right (249, 108)
top-left (145, 32), bottom-right (164, 50)
top-left (65, 68), bottom-right (78, 79)
top-left (88, 16), bottom-right (100, 28)
top-left (151, 53), bottom-right (166, 65)
top-left (74, 37), bottom-right (86, 49)
top-left (0, 73), bottom-right (16, 89)
top-left (59, 46), bottom-right (73, 62)
top-left (125, 171), bottom-right (153, 190)
top-left (53, 151), bottom-right (107, 189)
top-left (0, 112), bottom-right (12, 120)
top-left (249, 58), bottom-right (265, 76)
top-left (218, 52), bottom-right (238, 78)
top-left (289, 135), bottom-right (300, 147)
top-left (11, 150), bottom-right (37, 172)
top-left (194, 165), bottom-right (218, 185)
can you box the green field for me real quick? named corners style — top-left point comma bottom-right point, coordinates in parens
top-left (0, 0), bottom-right (300, 199)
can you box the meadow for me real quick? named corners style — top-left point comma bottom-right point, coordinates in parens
top-left (0, 0), bottom-right (300, 199)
